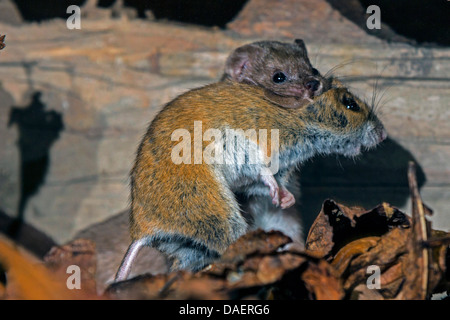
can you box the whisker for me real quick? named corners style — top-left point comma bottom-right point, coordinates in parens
top-left (311, 42), bottom-right (325, 67)
top-left (335, 155), bottom-right (344, 171)
top-left (369, 63), bottom-right (392, 113)
top-left (329, 75), bottom-right (357, 81)
top-left (324, 58), bottom-right (374, 79)
top-left (374, 85), bottom-right (395, 114)
top-left (372, 79), bottom-right (380, 112)
top-left (372, 79), bottom-right (394, 114)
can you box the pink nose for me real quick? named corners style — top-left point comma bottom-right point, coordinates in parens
top-left (379, 128), bottom-right (388, 142)
top-left (305, 80), bottom-right (320, 92)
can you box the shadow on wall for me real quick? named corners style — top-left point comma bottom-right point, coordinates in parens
top-left (6, 91), bottom-right (64, 239)
top-left (297, 137), bottom-right (426, 233)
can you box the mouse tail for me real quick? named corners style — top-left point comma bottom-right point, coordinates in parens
top-left (114, 237), bottom-right (151, 282)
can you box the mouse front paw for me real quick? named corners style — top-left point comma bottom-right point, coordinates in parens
top-left (259, 171), bottom-right (280, 207)
top-left (259, 171), bottom-right (295, 209)
top-left (279, 187), bottom-right (295, 209)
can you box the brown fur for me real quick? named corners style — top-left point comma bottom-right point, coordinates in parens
top-left (114, 79), bottom-right (386, 280)
top-left (223, 39), bottom-right (330, 108)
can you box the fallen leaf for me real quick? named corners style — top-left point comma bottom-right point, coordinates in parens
top-left (44, 238), bottom-right (98, 295)
top-left (305, 199), bottom-right (410, 259)
top-left (0, 235), bottom-right (81, 299)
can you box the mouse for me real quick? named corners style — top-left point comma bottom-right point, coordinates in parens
top-left (222, 39), bottom-right (330, 109)
top-left (222, 39), bottom-right (327, 248)
top-left (113, 79), bottom-right (387, 281)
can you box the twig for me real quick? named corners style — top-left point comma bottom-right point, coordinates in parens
top-left (407, 161), bottom-right (429, 299)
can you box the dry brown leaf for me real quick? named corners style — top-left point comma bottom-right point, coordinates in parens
top-left (0, 235), bottom-right (80, 299)
top-left (106, 271), bottom-right (227, 300)
top-left (331, 237), bottom-right (380, 277)
top-left (379, 262), bottom-right (403, 287)
top-left (0, 282), bottom-right (5, 299)
top-left (301, 259), bottom-right (344, 300)
top-left (208, 229), bottom-right (291, 276)
top-left (231, 252), bottom-right (308, 289)
top-left (325, 163), bottom-right (450, 300)
top-left (351, 284), bottom-right (385, 300)
top-left (221, 229), bottom-right (291, 260)
top-left (306, 199), bottom-right (410, 259)
top-left (339, 228), bottom-right (409, 297)
top-left (44, 238), bottom-right (98, 295)
top-left (107, 230), bottom-right (344, 300)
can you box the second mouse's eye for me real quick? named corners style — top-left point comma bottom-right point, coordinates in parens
top-left (342, 96), bottom-right (360, 111)
top-left (272, 72), bottom-right (287, 84)
top-left (312, 68), bottom-right (319, 76)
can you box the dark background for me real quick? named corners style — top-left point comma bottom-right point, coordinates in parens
top-left (11, 0), bottom-right (450, 46)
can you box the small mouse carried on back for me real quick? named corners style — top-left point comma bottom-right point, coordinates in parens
top-left (222, 39), bottom-right (330, 109)
top-left (114, 77), bottom-right (387, 281)
top-left (221, 39), bottom-right (329, 248)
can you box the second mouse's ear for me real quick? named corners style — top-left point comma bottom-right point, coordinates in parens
top-left (294, 39), bottom-right (308, 55)
top-left (224, 44), bottom-right (263, 84)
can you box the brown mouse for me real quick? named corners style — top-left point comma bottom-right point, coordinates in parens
top-left (222, 39), bottom-right (327, 248)
top-left (114, 79), bottom-right (387, 281)
top-left (223, 39), bottom-right (330, 109)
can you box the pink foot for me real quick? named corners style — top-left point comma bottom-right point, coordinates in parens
top-left (260, 172), bottom-right (280, 207)
top-left (259, 170), bottom-right (295, 209)
top-left (279, 187), bottom-right (295, 209)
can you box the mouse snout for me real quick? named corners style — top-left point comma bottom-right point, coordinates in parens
top-left (305, 79), bottom-right (320, 93)
top-left (373, 124), bottom-right (387, 144)
top-left (379, 127), bottom-right (388, 142)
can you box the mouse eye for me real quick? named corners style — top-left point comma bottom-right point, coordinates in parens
top-left (312, 68), bottom-right (319, 76)
top-left (342, 96), bottom-right (360, 111)
top-left (272, 72), bottom-right (287, 84)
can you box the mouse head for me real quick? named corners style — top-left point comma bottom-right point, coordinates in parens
top-left (302, 81), bottom-right (387, 157)
top-left (224, 39), bottom-right (330, 108)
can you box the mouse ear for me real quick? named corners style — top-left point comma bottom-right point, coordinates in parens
top-left (294, 39), bottom-right (308, 55)
top-left (263, 89), bottom-right (310, 109)
top-left (224, 44), bottom-right (263, 83)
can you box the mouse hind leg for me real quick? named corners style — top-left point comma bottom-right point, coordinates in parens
top-left (157, 235), bottom-right (222, 272)
top-left (243, 174), bottom-right (305, 249)
top-left (168, 247), bottom-right (220, 272)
